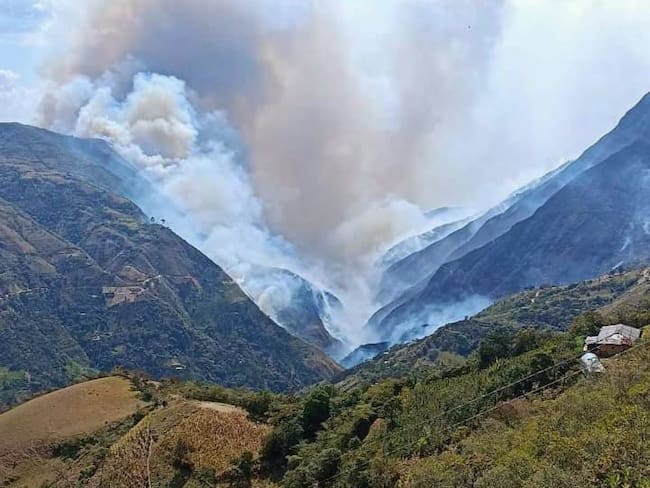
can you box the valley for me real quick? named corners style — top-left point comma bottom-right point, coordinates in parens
top-left (2, 264), bottom-right (650, 486)
top-left (1, 3), bottom-right (650, 485)
top-left (368, 92), bottom-right (650, 345)
top-left (0, 123), bottom-right (340, 407)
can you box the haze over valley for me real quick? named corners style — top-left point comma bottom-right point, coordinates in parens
top-left (5, 2), bottom-right (650, 487)
top-left (3, 1), bottom-right (650, 361)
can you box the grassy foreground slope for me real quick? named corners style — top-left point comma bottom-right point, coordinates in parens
top-left (93, 400), bottom-right (273, 487)
top-left (7, 332), bottom-right (650, 487)
top-left (252, 266), bottom-right (650, 487)
top-left (0, 376), bottom-right (143, 452)
top-left (399, 337), bottom-right (650, 487)
top-left (3, 267), bottom-right (650, 487)
top-left (258, 330), bottom-right (650, 488)
top-left (0, 375), bottom-right (277, 487)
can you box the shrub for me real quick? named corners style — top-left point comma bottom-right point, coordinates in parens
top-left (302, 387), bottom-right (331, 437)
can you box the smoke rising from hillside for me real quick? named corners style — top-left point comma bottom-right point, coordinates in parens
top-left (3, 1), bottom-right (650, 345)
top-left (21, 0), bottom-right (508, 344)
top-left (36, 0), bottom-right (505, 269)
top-left (45, 71), bottom-right (296, 274)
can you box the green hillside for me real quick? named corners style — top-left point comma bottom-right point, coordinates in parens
top-left (0, 123), bottom-right (340, 408)
top-left (2, 121), bottom-right (649, 486)
top-left (255, 321), bottom-right (650, 487)
top-left (398, 339), bottom-right (650, 487)
top-left (2, 268), bottom-right (650, 486)
top-left (339, 266), bottom-right (650, 388)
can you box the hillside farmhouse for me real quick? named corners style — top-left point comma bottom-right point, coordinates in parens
top-left (585, 324), bottom-right (641, 357)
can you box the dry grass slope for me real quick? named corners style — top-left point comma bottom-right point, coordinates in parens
top-left (91, 398), bottom-right (271, 487)
top-left (0, 376), bottom-right (144, 453)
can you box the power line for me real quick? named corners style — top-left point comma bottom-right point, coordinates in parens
top-left (327, 331), bottom-right (619, 460)
top-left (324, 337), bottom-right (648, 485)
top-left (321, 335), bottom-right (647, 485)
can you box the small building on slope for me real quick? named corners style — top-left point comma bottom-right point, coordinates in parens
top-left (584, 324), bottom-right (641, 357)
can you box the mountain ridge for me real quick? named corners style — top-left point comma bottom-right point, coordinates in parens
top-left (372, 92), bottom-right (650, 341)
top-left (0, 123), bottom-right (340, 404)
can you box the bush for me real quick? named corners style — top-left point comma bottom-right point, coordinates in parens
top-left (302, 387), bottom-right (331, 437)
top-left (232, 450), bottom-right (254, 479)
top-left (568, 311), bottom-right (604, 338)
top-left (259, 418), bottom-right (303, 473)
top-left (312, 447), bottom-right (341, 481)
top-left (477, 329), bottom-right (512, 367)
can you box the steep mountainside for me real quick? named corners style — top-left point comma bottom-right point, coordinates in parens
top-left (379, 142), bottom-right (650, 336)
top-left (373, 93), bottom-right (650, 340)
top-left (340, 342), bottom-right (390, 368)
top-left (0, 123), bottom-right (340, 404)
top-left (242, 266), bottom-right (345, 355)
top-left (0, 122), bottom-right (346, 358)
top-left (368, 195), bottom-right (529, 335)
top-left (346, 266), bottom-right (650, 385)
top-left (379, 207), bottom-right (470, 271)
top-left (0, 122), bottom-right (148, 199)
top-left (376, 216), bottom-right (471, 305)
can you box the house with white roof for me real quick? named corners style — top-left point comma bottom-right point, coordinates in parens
top-left (584, 324), bottom-right (641, 357)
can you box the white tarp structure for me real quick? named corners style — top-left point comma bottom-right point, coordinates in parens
top-left (580, 352), bottom-right (605, 373)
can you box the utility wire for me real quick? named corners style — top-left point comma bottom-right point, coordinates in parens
top-left (321, 334), bottom-right (647, 485)
top-left (325, 330), bottom-right (622, 460)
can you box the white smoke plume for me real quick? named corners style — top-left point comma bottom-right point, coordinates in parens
top-left (41, 70), bottom-right (296, 273)
top-left (35, 67), bottom-right (332, 346)
top-left (17, 0), bottom-right (507, 346)
top-left (36, 0), bottom-right (506, 267)
top-left (3, 0), bottom-right (650, 347)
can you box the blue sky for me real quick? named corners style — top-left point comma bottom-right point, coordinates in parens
top-left (0, 0), bottom-right (52, 81)
top-left (0, 43), bottom-right (43, 81)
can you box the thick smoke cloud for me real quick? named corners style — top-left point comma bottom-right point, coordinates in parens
top-left (25, 0), bottom-right (508, 344)
top-left (4, 0), bottom-right (650, 345)
top-left (42, 70), bottom-right (295, 274)
top-left (38, 0), bottom-right (505, 269)
top-left (36, 68), bottom-right (322, 343)
top-left (241, 1), bottom-right (504, 264)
